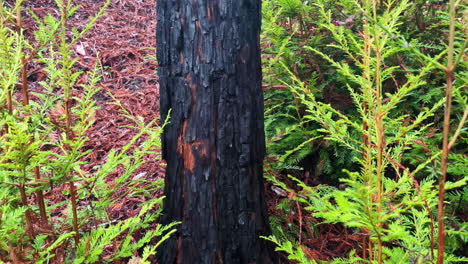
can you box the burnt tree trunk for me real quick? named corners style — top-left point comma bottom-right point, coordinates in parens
top-left (156, 0), bottom-right (275, 263)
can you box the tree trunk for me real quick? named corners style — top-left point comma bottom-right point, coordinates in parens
top-left (156, 0), bottom-right (275, 263)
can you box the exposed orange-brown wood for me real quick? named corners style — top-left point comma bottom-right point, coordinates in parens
top-left (182, 142), bottom-right (196, 172)
top-left (179, 140), bottom-right (210, 173)
top-left (195, 20), bottom-right (206, 63)
top-left (177, 121), bottom-right (188, 154)
top-left (177, 120), bottom-right (209, 173)
top-left (207, 5), bottom-right (213, 22)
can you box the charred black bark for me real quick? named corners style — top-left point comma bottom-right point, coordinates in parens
top-left (156, 0), bottom-right (275, 263)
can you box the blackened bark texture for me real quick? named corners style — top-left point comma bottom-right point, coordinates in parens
top-left (156, 0), bottom-right (275, 263)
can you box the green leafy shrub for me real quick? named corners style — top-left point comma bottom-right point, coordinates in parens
top-left (262, 0), bottom-right (467, 262)
top-left (262, 0), bottom-right (466, 181)
top-left (0, 1), bottom-right (176, 263)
